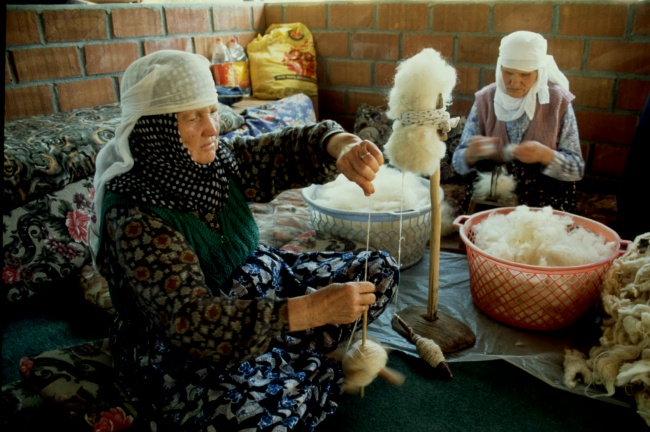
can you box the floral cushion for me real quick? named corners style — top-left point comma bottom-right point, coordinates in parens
top-left (10, 339), bottom-right (136, 431)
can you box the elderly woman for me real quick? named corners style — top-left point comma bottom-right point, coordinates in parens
top-left (452, 31), bottom-right (584, 212)
top-left (88, 50), bottom-right (398, 431)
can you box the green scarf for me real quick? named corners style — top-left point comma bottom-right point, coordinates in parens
top-left (100, 179), bottom-right (259, 292)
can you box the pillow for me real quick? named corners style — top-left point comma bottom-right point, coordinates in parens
top-left (217, 102), bottom-right (245, 133)
top-left (18, 339), bottom-right (137, 431)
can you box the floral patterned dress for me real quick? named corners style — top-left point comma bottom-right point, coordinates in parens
top-left (97, 121), bottom-right (400, 431)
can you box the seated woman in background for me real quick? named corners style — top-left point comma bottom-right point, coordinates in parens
top-left (452, 30), bottom-right (584, 213)
top-left (88, 50), bottom-right (398, 431)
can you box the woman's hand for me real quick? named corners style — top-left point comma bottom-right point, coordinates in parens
top-left (287, 282), bottom-right (377, 332)
top-left (512, 140), bottom-right (554, 165)
top-left (325, 132), bottom-right (384, 196)
top-left (465, 135), bottom-right (501, 166)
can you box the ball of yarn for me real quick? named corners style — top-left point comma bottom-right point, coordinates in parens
top-left (342, 339), bottom-right (388, 393)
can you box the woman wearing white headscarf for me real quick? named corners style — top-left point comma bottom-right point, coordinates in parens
top-left (452, 31), bottom-right (584, 212)
top-left (89, 50), bottom-right (398, 431)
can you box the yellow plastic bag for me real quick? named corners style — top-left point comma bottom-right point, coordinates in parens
top-left (247, 22), bottom-right (318, 99)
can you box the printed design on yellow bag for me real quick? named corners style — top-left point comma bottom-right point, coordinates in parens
top-left (282, 48), bottom-right (316, 81)
top-left (248, 22), bottom-right (319, 99)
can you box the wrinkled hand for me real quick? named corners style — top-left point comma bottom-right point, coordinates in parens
top-left (511, 140), bottom-right (554, 165)
top-left (326, 133), bottom-right (384, 196)
top-left (288, 282), bottom-right (377, 331)
top-left (465, 136), bottom-right (501, 165)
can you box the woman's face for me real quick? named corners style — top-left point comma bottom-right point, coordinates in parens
top-left (177, 105), bottom-right (220, 164)
top-left (501, 67), bottom-right (538, 98)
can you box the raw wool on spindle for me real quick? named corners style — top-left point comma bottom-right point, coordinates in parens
top-left (563, 233), bottom-right (650, 427)
top-left (472, 206), bottom-right (616, 267)
top-left (342, 339), bottom-right (389, 394)
top-left (384, 48), bottom-right (458, 176)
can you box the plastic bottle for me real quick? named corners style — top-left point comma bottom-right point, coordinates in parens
top-left (210, 37), bottom-right (235, 86)
top-left (227, 37), bottom-right (251, 96)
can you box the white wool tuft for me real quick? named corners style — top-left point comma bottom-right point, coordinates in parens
top-left (384, 48), bottom-right (457, 176)
top-left (472, 171), bottom-right (517, 201)
top-left (312, 165), bottom-right (430, 212)
top-left (472, 206), bottom-right (616, 267)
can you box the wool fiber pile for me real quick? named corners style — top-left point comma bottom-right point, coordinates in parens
top-left (313, 165), bottom-right (430, 212)
top-left (563, 233), bottom-right (650, 427)
top-left (472, 206), bottom-right (616, 267)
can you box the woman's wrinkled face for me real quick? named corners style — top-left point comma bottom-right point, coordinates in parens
top-left (177, 105), bottom-right (220, 164)
top-left (501, 67), bottom-right (538, 98)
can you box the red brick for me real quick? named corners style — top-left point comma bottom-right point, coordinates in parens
top-left (112, 8), bottom-right (163, 38)
top-left (43, 9), bottom-right (107, 43)
top-left (403, 35), bottom-right (454, 61)
top-left (569, 76), bottom-right (615, 109)
top-left (12, 47), bottom-right (81, 83)
top-left (165, 8), bottom-right (210, 35)
top-left (213, 5), bottom-right (251, 31)
top-left (84, 43), bottom-right (140, 75)
top-left (378, 3), bottom-right (429, 31)
top-left (449, 98), bottom-right (475, 119)
top-left (455, 66), bottom-right (481, 96)
top-left (6, 11), bottom-right (40, 46)
top-left (285, 4), bottom-right (327, 30)
top-left (329, 4), bottom-right (375, 29)
top-left (56, 78), bottom-right (117, 112)
top-left (457, 36), bottom-right (501, 65)
top-left (558, 4), bottom-right (628, 37)
top-left (264, 5), bottom-right (282, 29)
top-left (251, 4), bottom-right (266, 32)
top-left (547, 39), bottom-right (584, 71)
top-left (633, 4), bottom-right (650, 36)
top-left (6, 57), bottom-right (13, 84)
top-left (589, 144), bottom-right (629, 177)
top-left (575, 110), bottom-right (638, 146)
top-left (376, 62), bottom-right (398, 88)
top-left (433, 4), bottom-right (489, 33)
top-left (587, 41), bottom-right (650, 74)
top-left (349, 91), bottom-right (390, 115)
top-left (4, 85), bottom-right (54, 120)
top-left (324, 60), bottom-right (371, 87)
top-left (313, 32), bottom-right (349, 58)
top-left (493, 4), bottom-right (553, 34)
top-left (616, 80), bottom-right (650, 112)
top-left (144, 38), bottom-right (193, 56)
top-left (351, 34), bottom-right (399, 61)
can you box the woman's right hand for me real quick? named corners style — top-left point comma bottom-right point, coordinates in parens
top-left (465, 135), bottom-right (501, 166)
top-left (287, 282), bottom-right (377, 332)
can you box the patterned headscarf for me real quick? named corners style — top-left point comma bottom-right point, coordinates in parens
top-left (88, 50), bottom-right (223, 256)
top-left (494, 31), bottom-right (570, 122)
top-left (106, 113), bottom-right (236, 213)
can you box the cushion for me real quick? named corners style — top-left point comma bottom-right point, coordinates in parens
top-left (17, 339), bottom-right (136, 431)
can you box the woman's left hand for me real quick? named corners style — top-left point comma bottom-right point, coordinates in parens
top-left (512, 140), bottom-right (554, 165)
top-left (326, 132), bottom-right (384, 196)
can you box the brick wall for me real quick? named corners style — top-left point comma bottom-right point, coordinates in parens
top-left (5, 1), bottom-right (650, 188)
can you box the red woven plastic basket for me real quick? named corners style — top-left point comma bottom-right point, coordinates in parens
top-left (454, 208), bottom-right (628, 331)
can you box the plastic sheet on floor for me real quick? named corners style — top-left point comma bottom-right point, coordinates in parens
top-left (366, 250), bottom-right (629, 407)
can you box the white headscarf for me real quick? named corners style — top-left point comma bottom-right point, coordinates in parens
top-left (494, 31), bottom-right (570, 122)
top-left (88, 50), bottom-right (220, 257)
